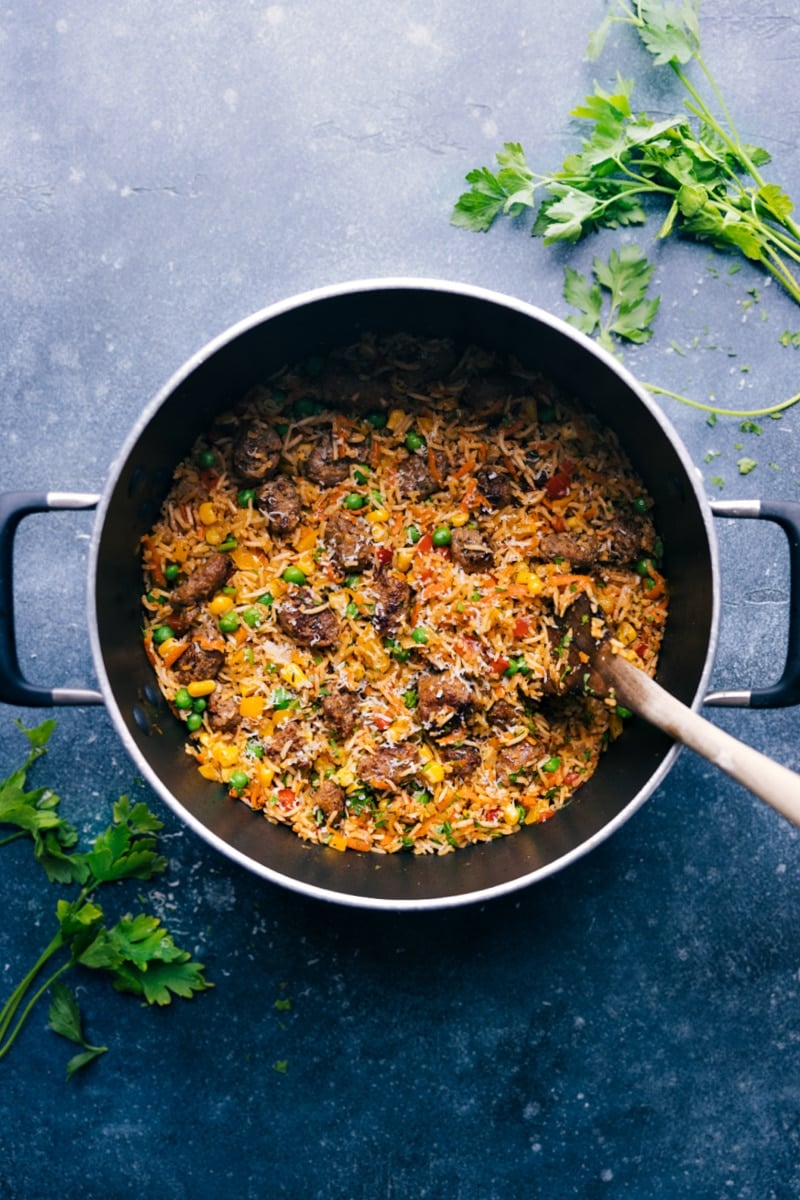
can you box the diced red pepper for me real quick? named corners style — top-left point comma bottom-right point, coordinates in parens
top-left (417, 532), bottom-right (433, 554)
top-left (373, 714), bottom-right (392, 731)
top-left (635, 642), bottom-right (648, 659)
top-left (375, 546), bottom-right (393, 566)
top-left (513, 616), bottom-right (531, 639)
top-left (545, 471), bottom-right (571, 499)
top-left (277, 788), bottom-right (296, 807)
top-left (490, 655), bottom-right (510, 675)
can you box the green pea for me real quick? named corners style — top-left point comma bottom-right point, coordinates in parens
top-left (542, 756), bottom-right (562, 773)
top-left (174, 688), bottom-right (192, 710)
top-left (405, 430), bottom-right (426, 453)
top-left (257, 592), bottom-right (275, 607)
top-left (198, 449), bottom-right (216, 468)
top-left (633, 496), bottom-right (649, 515)
top-left (406, 526), bottom-right (421, 545)
top-left (282, 566), bottom-right (307, 586)
top-left (186, 712), bottom-right (204, 733)
top-left (635, 558), bottom-right (652, 576)
top-left (192, 697), bottom-right (207, 713)
top-left (432, 526), bottom-right (451, 547)
top-left (152, 625), bottom-right (175, 646)
top-left (275, 421), bottom-right (289, 437)
top-left (229, 769), bottom-right (249, 792)
top-left (237, 488), bottom-right (256, 507)
top-left (353, 467), bottom-right (370, 485)
top-left (246, 739), bottom-right (265, 759)
top-left (411, 627), bottom-right (429, 645)
top-left (242, 608), bottom-right (262, 628)
top-left (365, 412), bottom-right (387, 429)
top-left (219, 611), bottom-right (240, 634)
top-left (343, 493), bottom-right (365, 510)
top-left (295, 396), bottom-right (324, 418)
top-left (164, 563), bottom-right (180, 583)
top-left (616, 706), bottom-right (633, 719)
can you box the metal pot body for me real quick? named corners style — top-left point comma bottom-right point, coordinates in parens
top-left (82, 279), bottom-right (719, 909)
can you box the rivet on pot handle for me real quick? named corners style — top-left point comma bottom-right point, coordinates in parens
top-left (705, 498), bottom-right (800, 708)
top-left (0, 491), bottom-right (104, 707)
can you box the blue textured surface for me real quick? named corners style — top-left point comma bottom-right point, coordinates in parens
top-left (2, 3), bottom-right (800, 1197)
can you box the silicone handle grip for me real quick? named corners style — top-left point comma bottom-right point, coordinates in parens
top-left (0, 490), bottom-right (104, 706)
top-left (706, 499), bottom-right (800, 708)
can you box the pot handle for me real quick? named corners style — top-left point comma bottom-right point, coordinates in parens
top-left (0, 490), bottom-right (104, 707)
top-left (705, 498), bottom-right (800, 708)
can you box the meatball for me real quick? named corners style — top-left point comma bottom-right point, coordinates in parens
top-left (359, 744), bottom-right (420, 788)
top-left (232, 417), bottom-right (282, 483)
top-left (417, 670), bottom-right (473, 728)
top-left (394, 451), bottom-right (448, 501)
top-left (174, 641), bottom-right (225, 683)
top-left (439, 743), bottom-right (481, 780)
top-left (495, 740), bottom-right (538, 784)
top-left (169, 552), bottom-right (231, 609)
top-left (324, 511), bottom-right (373, 573)
top-left (206, 689), bottom-right (241, 733)
top-left (372, 569), bottom-right (410, 637)
top-left (320, 687), bottom-right (359, 740)
top-left (257, 475), bottom-right (302, 535)
top-left (314, 779), bottom-right (345, 826)
top-left (475, 464), bottom-right (515, 509)
top-left (538, 532), bottom-right (599, 572)
top-left (306, 435), bottom-right (351, 487)
top-left (450, 526), bottom-right (494, 572)
top-left (276, 589), bottom-right (340, 648)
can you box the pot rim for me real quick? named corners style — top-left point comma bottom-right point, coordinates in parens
top-left (86, 277), bottom-right (721, 909)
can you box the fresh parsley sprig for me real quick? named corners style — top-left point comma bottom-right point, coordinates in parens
top-left (564, 244), bottom-right (660, 353)
top-left (452, 1), bottom-right (800, 306)
top-left (0, 721), bottom-right (212, 1078)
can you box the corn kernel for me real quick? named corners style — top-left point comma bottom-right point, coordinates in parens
top-left (418, 744), bottom-right (433, 765)
top-left (450, 510), bottom-right (469, 527)
top-left (208, 593), bottom-right (234, 616)
top-left (524, 806), bottom-right (539, 825)
top-left (515, 566), bottom-right (531, 585)
top-left (239, 695), bottom-right (265, 718)
top-left (280, 662), bottom-right (308, 688)
top-left (296, 557), bottom-right (316, 578)
top-left (387, 408), bottom-right (406, 433)
top-left (296, 526), bottom-right (317, 552)
top-left (371, 522), bottom-right (389, 543)
top-left (328, 832), bottom-right (348, 852)
top-left (395, 547), bottom-right (415, 573)
top-left (198, 502), bottom-right (217, 526)
top-left (566, 516), bottom-right (582, 531)
top-left (503, 801), bottom-right (521, 825)
top-left (335, 767), bottom-right (356, 788)
top-left (257, 763), bottom-right (275, 788)
top-left (366, 508), bottom-right (390, 523)
top-left (198, 764), bottom-right (219, 781)
top-left (423, 760), bottom-right (445, 783)
top-left (204, 524), bottom-right (226, 546)
top-left (214, 743), bottom-right (240, 768)
top-left (157, 637), bottom-right (177, 659)
top-left (527, 574), bottom-right (544, 596)
top-left (358, 627), bottom-right (390, 672)
top-left (187, 679), bottom-right (217, 697)
top-left (231, 547), bottom-right (261, 571)
top-left (617, 620), bottom-right (637, 646)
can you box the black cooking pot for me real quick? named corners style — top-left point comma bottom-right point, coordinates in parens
top-left (3, 280), bottom-right (800, 910)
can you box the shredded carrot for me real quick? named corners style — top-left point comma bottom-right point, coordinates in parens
top-left (548, 573), bottom-right (593, 590)
top-left (453, 458), bottom-right (477, 480)
top-left (428, 445), bottom-right (443, 487)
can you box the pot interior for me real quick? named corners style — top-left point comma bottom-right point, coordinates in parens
top-left (91, 282), bottom-right (716, 908)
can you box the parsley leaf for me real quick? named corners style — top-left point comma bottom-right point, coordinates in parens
top-left (564, 246), bottom-right (660, 352)
top-left (737, 457), bottom-right (758, 475)
top-left (0, 721), bottom-right (213, 1078)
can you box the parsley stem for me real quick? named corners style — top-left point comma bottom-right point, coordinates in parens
top-left (0, 830), bottom-right (27, 847)
top-left (643, 382), bottom-right (800, 420)
top-left (0, 930), bottom-right (65, 1049)
top-left (0, 959), bottom-right (72, 1060)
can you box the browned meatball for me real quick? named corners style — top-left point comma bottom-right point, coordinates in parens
top-left (394, 451), bottom-right (448, 501)
top-left (486, 699), bottom-right (523, 728)
top-left (459, 372), bottom-right (528, 412)
top-left (496, 740), bottom-right (538, 783)
top-left (475, 465), bottom-right (515, 509)
top-left (450, 526), bottom-right (494, 572)
top-left (315, 779), bottom-right (345, 826)
top-left (320, 368), bottom-right (385, 412)
top-left (324, 510), bottom-right (373, 573)
top-left (417, 670), bottom-right (473, 728)
top-left (276, 589), bottom-right (340, 648)
top-left (257, 475), bottom-right (302, 535)
top-left (169, 552), bottom-right (231, 608)
top-left (359, 743), bottom-right (420, 788)
top-left (538, 532), bottom-right (599, 572)
top-left (439, 743), bottom-right (481, 780)
top-left (321, 687), bottom-right (359, 739)
top-left (372, 569), bottom-right (410, 636)
top-left (206, 689), bottom-right (241, 733)
top-left (174, 641), bottom-right (225, 683)
top-left (232, 418), bottom-right (282, 483)
top-left (306, 435), bottom-right (351, 487)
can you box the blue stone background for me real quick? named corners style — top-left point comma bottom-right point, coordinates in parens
top-left (1, 3), bottom-right (800, 1197)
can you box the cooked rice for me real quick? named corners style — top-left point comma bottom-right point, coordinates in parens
top-left (140, 333), bottom-right (668, 855)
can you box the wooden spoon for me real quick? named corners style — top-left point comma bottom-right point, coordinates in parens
top-left (598, 647), bottom-right (800, 826)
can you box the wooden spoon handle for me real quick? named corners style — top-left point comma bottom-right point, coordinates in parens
top-left (602, 652), bottom-right (800, 827)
